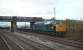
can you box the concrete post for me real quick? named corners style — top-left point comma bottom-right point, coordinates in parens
top-left (11, 20), bottom-right (17, 32)
top-left (11, 17), bottom-right (17, 32)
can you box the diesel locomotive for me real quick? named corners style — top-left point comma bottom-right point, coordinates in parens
top-left (32, 20), bottom-right (66, 36)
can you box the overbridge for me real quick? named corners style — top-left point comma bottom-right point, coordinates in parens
top-left (0, 16), bottom-right (43, 32)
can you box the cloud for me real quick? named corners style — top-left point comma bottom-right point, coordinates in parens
top-left (0, 0), bottom-right (83, 19)
top-left (56, 0), bottom-right (83, 19)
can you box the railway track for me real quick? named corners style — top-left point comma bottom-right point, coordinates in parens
top-left (0, 35), bottom-right (10, 50)
top-left (28, 31), bottom-right (83, 49)
top-left (0, 29), bottom-right (83, 50)
top-left (0, 30), bottom-right (55, 50)
top-left (18, 31), bottom-right (83, 50)
top-left (49, 37), bottom-right (83, 49)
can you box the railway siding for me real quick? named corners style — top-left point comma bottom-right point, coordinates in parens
top-left (0, 34), bottom-right (10, 50)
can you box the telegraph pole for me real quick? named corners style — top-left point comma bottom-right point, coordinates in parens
top-left (53, 8), bottom-right (56, 22)
top-left (54, 8), bottom-right (56, 20)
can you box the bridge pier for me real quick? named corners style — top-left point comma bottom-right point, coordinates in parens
top-left (11, 20), bottom-right (17, 32)
top-left (10, 17), bottom-right (17, 32)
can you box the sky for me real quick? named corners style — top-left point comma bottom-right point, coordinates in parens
top-left (0, 0), bottom-right (83, 20)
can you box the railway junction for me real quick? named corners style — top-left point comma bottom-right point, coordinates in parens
top-left (0, 16), bottom-right (83, 50)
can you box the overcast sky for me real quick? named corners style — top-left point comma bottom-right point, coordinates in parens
top-left (0, 0), bottom-right (83, 20)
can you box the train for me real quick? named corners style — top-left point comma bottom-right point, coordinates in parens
top-left (32, 20), bottom-right (66, 36)
top-left (52, 23), bottom-right (66, 36)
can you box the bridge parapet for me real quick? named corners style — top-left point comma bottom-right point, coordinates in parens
top-left (0, 16), bottom-right (43, 22)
